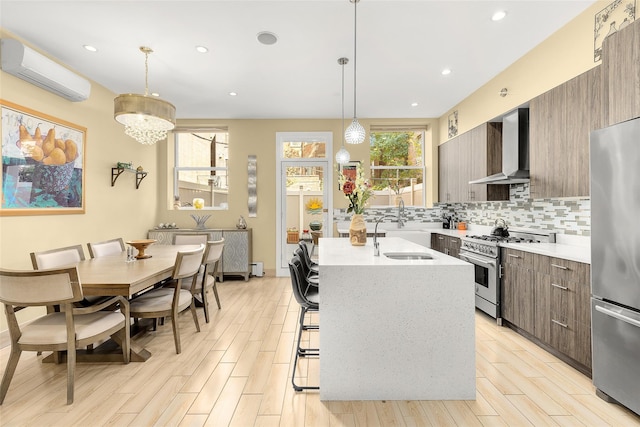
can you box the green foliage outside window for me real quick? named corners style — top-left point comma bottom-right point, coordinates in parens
top-left (370, 131), bottom-right (423, 191)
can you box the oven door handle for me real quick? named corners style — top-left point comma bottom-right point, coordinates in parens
top-left (459, 252), bottom-right (496, 269)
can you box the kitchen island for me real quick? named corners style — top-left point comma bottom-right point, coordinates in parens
top-left (318, 237), bottom-right (475, 401)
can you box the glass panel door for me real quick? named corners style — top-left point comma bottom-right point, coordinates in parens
top-left (280, 161), bottom-right (328, 273)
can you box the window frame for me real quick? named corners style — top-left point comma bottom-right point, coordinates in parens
top-left (369, 127), bottom-right (426, 207)
top-left (173, 128), bottom-right (229, 211)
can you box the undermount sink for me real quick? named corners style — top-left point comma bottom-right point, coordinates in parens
top-left (383, 252), bottom-right (433, 260)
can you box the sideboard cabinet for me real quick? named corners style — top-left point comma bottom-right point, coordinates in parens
top-left (148, 228), bottom-right (253, 281)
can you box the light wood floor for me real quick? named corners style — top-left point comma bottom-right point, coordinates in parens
top-left (1, 275), bottom-right (639, 426)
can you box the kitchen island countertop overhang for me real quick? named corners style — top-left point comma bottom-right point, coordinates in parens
top-left (317, 237), bottom-right (476, 401)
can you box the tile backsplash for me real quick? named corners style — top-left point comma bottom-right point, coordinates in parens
top-left (335, 183), bottom-right (591, 236)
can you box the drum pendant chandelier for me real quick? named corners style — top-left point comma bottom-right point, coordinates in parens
top-left (345, 0), bottom-right (365, 145)
top-left (114, 47), bottom-right (176, 145)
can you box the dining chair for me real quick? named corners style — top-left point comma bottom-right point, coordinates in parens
top-left (0, 267), bottom-right (130, 405)
top-left (129, 245), bottom-right (205, 354)
top-left (172, 234), bottom-right (209, 245)
top-left (31, 244), bottom-right (108, 307)
top-left (87, 237), bottom-right (125, 258)
top-left (181, 239), bottom-right (224, 323)
top-left (30, 244), bottom-right (85, 269)
top-left (289, 255), bottom-right (319, 391)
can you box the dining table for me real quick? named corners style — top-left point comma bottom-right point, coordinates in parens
top-left (45, 243), bottom-right (201, 363)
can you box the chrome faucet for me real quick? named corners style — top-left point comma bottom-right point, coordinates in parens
top-left (373, 216), bottom-right (385, 256)
top-left (397, 199), bottom-right (405, 228)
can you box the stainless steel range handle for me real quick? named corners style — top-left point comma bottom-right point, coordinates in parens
top-left (551, 319), bottom-right (568, 328)
top-left (551, 263), bottom-right (569, 270)
top-left (551, 283), bottom-right (568, 291)
top-left (595, 305), bottom-right (640, 328)
top-left (459, 252), bottom-right (496, 269)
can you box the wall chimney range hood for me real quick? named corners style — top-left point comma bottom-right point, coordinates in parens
top-left (470, 108), bottom-right (530, 185)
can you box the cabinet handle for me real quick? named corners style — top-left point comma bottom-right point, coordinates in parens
top-left (552, 319), bottom-right (568, 328)
top-left (551, 283), bottom-right (568, 291)
top-left (508, 254), bottom-right (521, 259)
top-left (445, 249), bottom-right (449, 255)
top-left (438, 237), bottom-right (444, 240)
top-left (551, 263), bottom-right (569, 270)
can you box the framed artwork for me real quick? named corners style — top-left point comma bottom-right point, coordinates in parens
top-left (338, 160), bottom-right (360, 190)
top-left (594, 0), bottom-right (636, 62)
top-left (448, 110), bottom-right (458, 138)
top-left (1, 100), bottom-right (86, 215)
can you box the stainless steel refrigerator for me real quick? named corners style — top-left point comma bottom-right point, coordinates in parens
top-left (590, 117), bottom-right (640, 416)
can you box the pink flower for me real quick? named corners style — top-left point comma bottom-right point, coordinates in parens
top-left (342, 180), bottom-right (355, 195)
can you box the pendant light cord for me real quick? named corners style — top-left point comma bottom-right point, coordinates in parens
top-left (353, 0), bottom-right (358, 119)
top-left (342, 59), bottom-right (346, 146)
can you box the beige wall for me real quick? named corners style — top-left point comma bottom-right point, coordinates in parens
top-left (0, 1), bottom-right (610, 332)
top-left (437, 1), bottom-right (608, 144)
top-left (0, 30), bottom-right (164, 330)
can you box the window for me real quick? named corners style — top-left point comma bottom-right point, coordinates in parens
top-left (282, 139), bottom-right (327, 190)
top-left (174, 129), bottom-right (228, 209)
top-left (369, 128), bottom-right (425, 207)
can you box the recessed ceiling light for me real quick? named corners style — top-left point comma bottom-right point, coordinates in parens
top-left (441, 68), bottom-right (452, 76)
top-left (83, 44), bottom-right (97, 52)
top-left (195, 45), bottom-right (208, 53)
top-left (411, 102), bottom-right (418, 107)
top-left (257, 31), bottom-right (278, 45)
top-left (229, 92), bottom-right (238, 96)
top-left (492, 10), bottom-right (507, 21)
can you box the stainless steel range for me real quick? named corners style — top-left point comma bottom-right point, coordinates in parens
top-left (459, 229), bottom-right (555, 324)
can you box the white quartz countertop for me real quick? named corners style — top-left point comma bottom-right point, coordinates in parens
top-left (429, 229), bottom-right (591, 264)
top-left (335, 222), bottom-right (591, 263)
top-left (498, 241), bottom-right (590, 264)
top-left (318, 237), bottom-right (467, 266)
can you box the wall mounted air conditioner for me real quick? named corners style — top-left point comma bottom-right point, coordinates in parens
top-left (1, 38), bottom-right (91, 102)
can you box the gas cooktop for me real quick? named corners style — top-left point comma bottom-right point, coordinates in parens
top-left (461, 229), bottom-right (556, 258)
top-left (464, 235), bottom-right (540, 244)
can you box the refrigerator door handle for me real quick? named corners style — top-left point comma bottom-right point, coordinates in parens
top-left (595, 305), bottom-right (640, 328)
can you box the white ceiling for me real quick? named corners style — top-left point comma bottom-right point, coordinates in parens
top-left (0, 0), bottom-right (596, 120)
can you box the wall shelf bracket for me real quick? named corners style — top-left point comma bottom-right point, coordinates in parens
top-left (111, 167), bottom-right (147, 189)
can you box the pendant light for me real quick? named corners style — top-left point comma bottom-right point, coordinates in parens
top-left (345, 0), bottom-right (366, 145)
top-left (114, 47), bottom-right (176, 145)
top-left (335, 57), bottom-right (351, 165)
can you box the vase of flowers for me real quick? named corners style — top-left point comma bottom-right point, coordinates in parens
top-left (338, 164), bottom-right (373, 246)
top-left (305, 197), bottom-right (323, 231)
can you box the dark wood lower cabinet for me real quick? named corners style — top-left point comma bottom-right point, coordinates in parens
top-left (501, 248), bottom-right (535, 335)
top-left (430, 233), bottom-right (460, 258)
top-left (501, 250), bottom-right (591, 374)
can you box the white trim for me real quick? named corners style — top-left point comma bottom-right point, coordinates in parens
top-left (275, 132), bottom-right (333, 277)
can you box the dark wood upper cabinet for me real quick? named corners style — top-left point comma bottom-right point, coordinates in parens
top-left (601, 19), bottom-right (640, 127)
top-left (438, 122), bottom-right (508, 203)
top-left (529, 66), bottom-right (601, 199)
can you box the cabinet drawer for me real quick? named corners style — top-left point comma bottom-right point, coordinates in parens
top-left (550, 281), bottom-right (577, 327)
top-left (534, 255), bottom-right (589, 283)
top-left (502, 248), bottom-right (533, 268)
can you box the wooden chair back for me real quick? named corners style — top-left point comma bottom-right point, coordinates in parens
top-left (202, 239), bottom-right (224, 274)
top-left (172, 245), bottom-right (206, 282)
top-left (87, 238), bottom-right (125, 258)
top-left (0, 267), bottom-right (83, 307)
top-left (30, 245), bottom-right (85, 270)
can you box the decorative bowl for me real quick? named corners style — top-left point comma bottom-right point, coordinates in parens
top-left (126, 239), bottom-right (156, 259)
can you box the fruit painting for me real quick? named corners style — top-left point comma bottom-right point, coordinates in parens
top-left (1, 100), bottom-right (86, 215)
